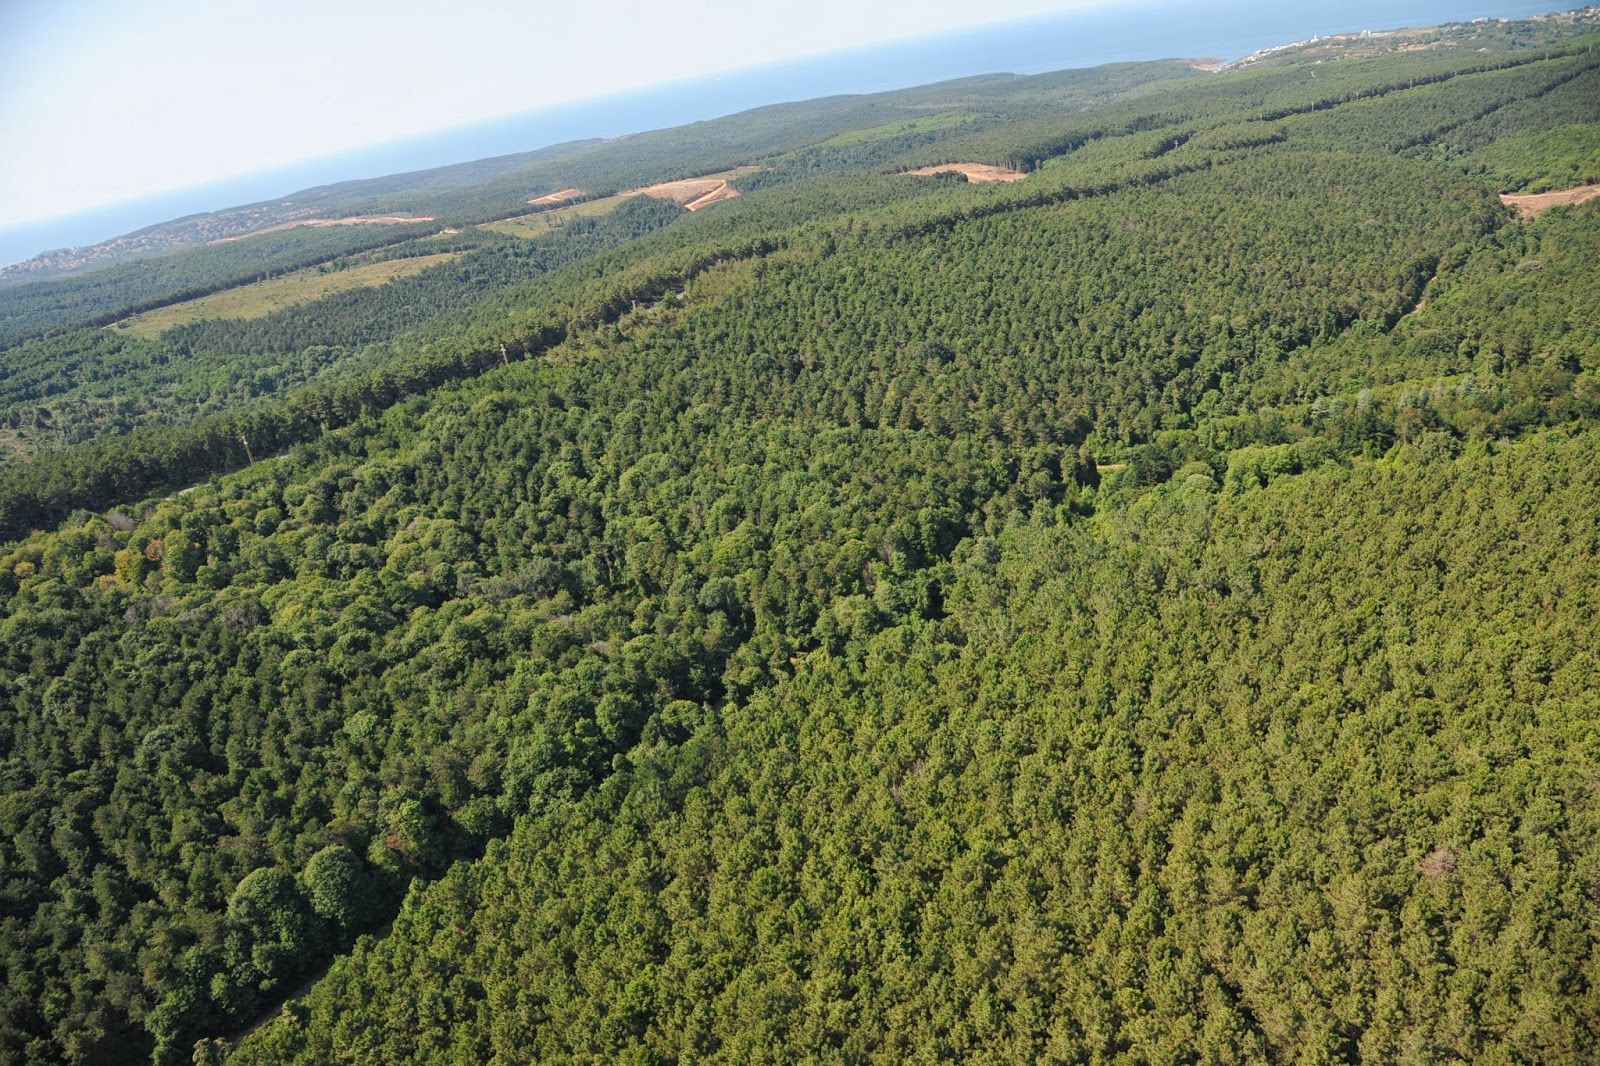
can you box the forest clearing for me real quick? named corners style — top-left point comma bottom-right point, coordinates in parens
top-left (482, 195), bottom-right (628, 238)
top-left (904, 162), bottom-right (1029, 182)
top-left (110, 251), bottom-right (461, 335)
top-left (624, 167), bottom-right (757, 209)
top-left (208, 214), bottom-right (437, 243)
top-left (1500, 182), bottom-right (1600, 216)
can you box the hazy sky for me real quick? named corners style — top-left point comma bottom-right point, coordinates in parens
top-left (0, 0), bottom-right (1110, 228)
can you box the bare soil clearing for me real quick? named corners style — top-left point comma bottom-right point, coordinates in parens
top-left (209, 215), bottom-right (435, 244)
top-left (1500, 184), bottom-right (1600, 217)
top-left (626, 177), bottom-right (739, 210)
top-left (528, 187), bottom-right (583, 206)
top-left (904, 163), bottom-right (1028, 183)
top-left (623, 167), bottom-right (757, 211)
top-left (627, 177), bottom-right (728, 206)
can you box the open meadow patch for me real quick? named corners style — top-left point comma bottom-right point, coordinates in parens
top-left (110, 251), bottom-right (462, 335)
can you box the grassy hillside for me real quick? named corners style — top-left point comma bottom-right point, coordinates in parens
top-left (110, 252), bottom-right (464, 338)
top-left (1, 9), bottom-right (1598, 1065)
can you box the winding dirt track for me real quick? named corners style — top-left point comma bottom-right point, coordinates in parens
top-left (528, 187), bottom-right (583, 206)
top-left (683, 182), bottom-right (741, 210)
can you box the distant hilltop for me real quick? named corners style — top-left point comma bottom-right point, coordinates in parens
top-left (0, 138), bottom-right (604, 285)
top-left (0, 205), bottom-right (329, 283)
top-left (1231, 4), bottom-right (1599, 68)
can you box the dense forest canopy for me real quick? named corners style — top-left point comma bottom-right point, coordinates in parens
top-left (1, 8), bottom-right (1599, 1064)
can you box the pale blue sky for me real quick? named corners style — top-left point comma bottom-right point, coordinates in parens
top-left (0, 0), bottom-right (1108, 228)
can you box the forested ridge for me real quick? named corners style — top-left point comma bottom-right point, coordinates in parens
top-left (2, 10), bottom-right (1600, 1064)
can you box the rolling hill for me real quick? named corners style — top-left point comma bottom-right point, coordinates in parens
top-left (2, 7), bottom-right (1599, 1064)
